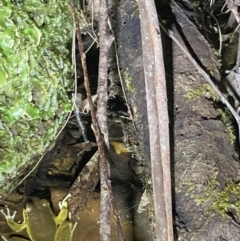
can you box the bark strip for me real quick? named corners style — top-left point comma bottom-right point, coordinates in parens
top-left (137, 0), bottom-right (173, 240)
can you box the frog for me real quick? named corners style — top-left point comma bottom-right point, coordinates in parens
top-left (0, 194), bottom-right (77, 241)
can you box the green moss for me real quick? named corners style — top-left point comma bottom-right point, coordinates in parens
top-left (217, 108), bottom-right (236, 144)
top-left (0, 0), bottom-right (75, 197)
top-left (184, 83), bottom-right (217, 102)
top-left (194, 172), bottom-right (240, 217)
top-left (124, 68), bottom-right (134, 92)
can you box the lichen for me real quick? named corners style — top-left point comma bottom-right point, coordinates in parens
top-left (0, 0), bottom-right (74, 197)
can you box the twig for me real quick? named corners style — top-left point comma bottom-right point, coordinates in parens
top-left (68, 3), bottom-right (125, 241)
top-left (210, 12), bottom-right (222, 54)
top-left (138, 0), bottom-right (173, 240)
top-left (53, 22), bottom-right (77, 142)
top-left (96, 1), bottom-right (114, 240)
top-left (96, 0), bottom-right (114, 148)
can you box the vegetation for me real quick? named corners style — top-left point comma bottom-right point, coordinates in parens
top-left (184, 84), bottom-right (236, 143)
top-left (0, 0), bottom-right (74, 195)
top-left (184, 83), bottom-right (217, 102)
top-left (194, 172), bottom-right (240, 218)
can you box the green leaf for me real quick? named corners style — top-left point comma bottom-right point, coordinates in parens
top-left (0, 6), bottom-right (12, 28)
top-left (0, 67), bottom-right (7, 86)
top-left (23, 25), bottom-right (42, 46)
top-left (0, 30), bottom-right (14, 53)
top-left (24, 103), bottom-right (40, 119)
top-left (7, 105), bottom-right (25, 121)
top-left (19, 65), bottom-right (29, 81)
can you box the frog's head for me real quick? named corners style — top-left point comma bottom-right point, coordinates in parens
top-left (25, 197), bottom-right (50, 212)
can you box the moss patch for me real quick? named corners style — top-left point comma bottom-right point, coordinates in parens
top-left (216, 108), bottom-right (236, 144)
top-left (0, 0), bottom-right (74, 197)
top-left (195, 173), bottom-right (240, 218)
top-left (184, 83), bottom-right (217, 102)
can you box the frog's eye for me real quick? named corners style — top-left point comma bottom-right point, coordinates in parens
top-left (25, 203), bottom-right (34, 212)
top-left (39, 199), bottom-right (50, 207)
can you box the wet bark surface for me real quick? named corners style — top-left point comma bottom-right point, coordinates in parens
top-left (170, 2), bottom-right (240, 240)
top-left (114, 0), bottom-right (150, 163)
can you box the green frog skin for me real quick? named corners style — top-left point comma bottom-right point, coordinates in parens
top-left (1, 195), bottom-right (77, 241)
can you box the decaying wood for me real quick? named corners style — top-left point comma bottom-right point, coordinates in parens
top-left (168, 28), bottom-right (240, 146)
top-left (137, 0), bottom-right (173, 240)
top-left (69, 3), bottom-right (124, 241)
top-left (68, 151), bottom-right (100, 222)
top-left (168, 1), bottom-right (240, 238)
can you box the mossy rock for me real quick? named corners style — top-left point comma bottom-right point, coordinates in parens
top-left (0, 0), bottom-right (74, 198)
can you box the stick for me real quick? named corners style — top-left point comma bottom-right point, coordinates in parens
top-left (68, 3), bottom-right (125, 241)
top-left (96, 0), bottom-right (114, 148)
top-left (96, 0), bottom-right (114, 239)
top-left (73, 107), bottom-right (91, 150)
top-left (138, 0), bottom-right (173, 240)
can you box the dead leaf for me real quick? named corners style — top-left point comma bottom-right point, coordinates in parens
top-left (110, 141), bottom-right (131, 154)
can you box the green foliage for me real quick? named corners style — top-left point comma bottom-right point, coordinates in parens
top-left (0, 0), bottom-right (74, 196)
